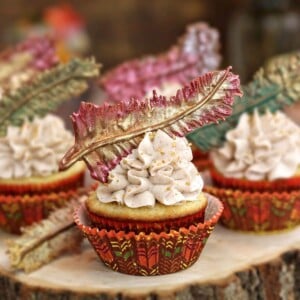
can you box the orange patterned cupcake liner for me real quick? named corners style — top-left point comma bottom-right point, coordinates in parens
top-left (192, 148), bottom-right (212, 171)
top-left (74, 193), bottom-right (223, 276)
top-left (192, 148), bottom-right (209, 160)
top-left (210, 168), bottom-right (300, 192)
top-left (0, 189), bottom-right (79, 234)
top-left (0, 171), bottom-right (85, 195)
top-left (86, 206), bottom-right (205, 234)
top-left (205, 186), bottom-right (300, 232)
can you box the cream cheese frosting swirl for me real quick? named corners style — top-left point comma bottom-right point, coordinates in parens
top-left (211, 110), bottom-right (300, 181)
top-left (96, 130), bottom-right (203, 208)
top-left (0, 114), bottom-right (73, 179)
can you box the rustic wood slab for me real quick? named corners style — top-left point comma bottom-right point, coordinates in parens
top-left (0, 223), bottom-right (299, 300)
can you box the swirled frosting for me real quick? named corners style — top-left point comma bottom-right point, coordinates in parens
top-left (96, 130), bottom-right (203, 208)
top-left (0, 114), bottom-right (73, 179)
top-left (211, 110), bottom-right (300, 181)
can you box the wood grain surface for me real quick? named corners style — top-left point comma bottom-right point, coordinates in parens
top-left (0, 224), bottom-right (299, 300)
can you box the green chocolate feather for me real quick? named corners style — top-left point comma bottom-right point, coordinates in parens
top-left (0, 58), bottom-right (100, 136)
top-left (187, 51), bottom-right (300, 151)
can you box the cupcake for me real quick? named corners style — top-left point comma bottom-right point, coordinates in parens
top-left (0, 114), bottom-right (85, 234)
top-left (75, 130), bottom-right (223, 276)
top-left (190, 144), bottom-right (212, 172)
top-left (85, 130), bottom-right (208, 234)
top-left (0, 37), bottom-right (99, 233)
top-left (61, 67), bottom-right (242, 275)
top-left (207, 109), bottom-right (300, 232)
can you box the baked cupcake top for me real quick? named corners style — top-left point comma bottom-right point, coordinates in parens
top-left (211, 110), bottom-right (300, 181)
top-left (0, 114), bottom-right (73, 179)
top-left (96, 130), bottom-right (203, 208)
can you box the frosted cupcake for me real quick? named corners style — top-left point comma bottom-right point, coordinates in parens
top-left (0, 35), bottom-right (99, 233)
top-left (207, 110), bottom-right (300, 232)
top-left (61, 67), bottom-right (242, 275)
top-left (75, 130), bottom-right (223, 276)
top-left (86, 130), bottom-right (208, 234)
top-left (0, 114), bottom-right (85, 234)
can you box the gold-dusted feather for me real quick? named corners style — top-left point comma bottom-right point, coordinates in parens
top-left (0, 57), bottom-right (100, 136)
top-left (60, 67), bottom-right (242, 182)
top-left (6, 194), bottom-right (87, 273)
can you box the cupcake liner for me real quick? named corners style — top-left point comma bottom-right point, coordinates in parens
top-left (74, 193), bottom-right (223, 276)
top-left (210, 168), bottom-right (300, 192)
top-left (86, 206), bottom-right (205, 234)
top-left (0, 189), bottom-right (79, 234)
top-left (192, 148), bottom-right (212, 171)
top-left (0, 171), bottom-right (85, 195)
top-left (193, 157), bottom-right (212, 172)
top-left (205, 186), bottom-right (300, 232)
top-left (192, 148), bottom-right (210, 160)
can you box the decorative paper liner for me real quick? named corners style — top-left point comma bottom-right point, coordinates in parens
top-left (192, 148), bottom-right (210, 160)
top-left (86, 206), bottom-right (205, 234)
top-left (210, 168), bottom-right (300, 192)
top-left (191, 147), bottom-right (212, 171)
top-left (74, 193), bottom-right (223, 276)
top-left (193, 157), bottom-right (212, 172)
top-left (0, 189), bottom-right (79, 234)
top-left (204, 186), bottom-right (300, 232)
top-left (0, 170), bottom-right (85, 195)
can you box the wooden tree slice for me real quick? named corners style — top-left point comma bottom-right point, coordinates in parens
top-left (0, 224), bottom-right (299, 300)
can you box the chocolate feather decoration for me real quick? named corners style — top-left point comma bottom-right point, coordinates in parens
top-left (0, 36), bottom-right (59, 71)
top-left (6, 195), bottom-right (87, 273)
top-left (187, 51), bottom-right (300, 151)
top-left (60, 67), bottom-right (242, 182)
top-left (0, 57), bottom-right (100, 136)
top-left (100, 22), bottom-right (221, 102)
top-left (0, 37), bottom-right (59, 96)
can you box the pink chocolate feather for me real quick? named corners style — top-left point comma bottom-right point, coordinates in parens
top-left (0, 36), bottom-right (59, 71)
top-left (100, 22), bottom-right (221, 102)
top-left (61, 67), bottom-right (242, 182)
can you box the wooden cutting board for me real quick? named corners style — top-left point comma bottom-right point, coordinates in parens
top-left (0, 224), bottom-right (299, 300)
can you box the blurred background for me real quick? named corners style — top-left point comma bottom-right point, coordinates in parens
top-left (0, 0), bottom-right (299, 84)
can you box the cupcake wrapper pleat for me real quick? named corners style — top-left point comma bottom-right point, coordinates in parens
top-left (74, 193), bottom-right (223, 276)
top-left (205, 186), bottom-right (300, 232)
top-left (86, 206), bottom-right (205, 234)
